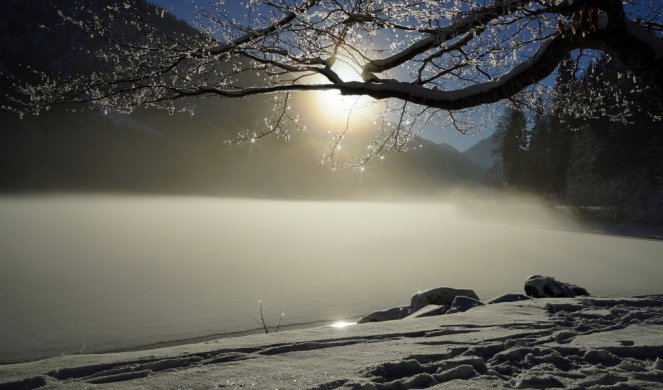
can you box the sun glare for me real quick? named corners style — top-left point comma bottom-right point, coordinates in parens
top-left (316, 61), bottom-right (363, 114)
top-left (330, 321), bottom-right (356, 329)
top-left (306, 60), bottom-right (381, 129)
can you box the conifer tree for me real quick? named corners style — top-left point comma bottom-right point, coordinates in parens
top-left (499, 106), bottom-right (528, 187)
top-left (548, 54), bottom-right (576, 194)
top-left (566, 128), bottom-right (602, 205)
top-left (525, 106), bottom-right (551, 193)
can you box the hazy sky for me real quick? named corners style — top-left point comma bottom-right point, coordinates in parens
top-left (148, 0), bottom-right (495, 151)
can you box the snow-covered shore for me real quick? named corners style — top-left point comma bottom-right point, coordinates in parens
top-left (2, 295), bottom-right (663, 389)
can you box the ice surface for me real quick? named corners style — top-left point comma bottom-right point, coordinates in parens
top-left (2, 197), bottom-right (662, 364)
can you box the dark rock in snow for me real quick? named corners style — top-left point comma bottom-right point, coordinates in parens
top-left (446, 296), bottom-right (485, 314)
top-left (487, 293), bottom-right (531, 304)
top-left (583, 349), bottom-right (621, 367)
top-left (405, 304), bottom-right (449, 319)
top-left (410, 287), bottom-right (479, 312)
top-left (524, 275), bottom-right (590, 298)
top-left (357, 306), bottom-right (410, 324)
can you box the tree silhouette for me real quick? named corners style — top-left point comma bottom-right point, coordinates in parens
top-left (499, 106), bottom-right (527, 186)
top-left (5, 0), bottom-right (663, 166)
top-left (547, 53), bottom-right (576, 194)
top-left (524, 104), bottom-right (551, 192)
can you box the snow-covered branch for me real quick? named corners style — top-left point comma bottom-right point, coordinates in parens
top-left (4, 0), bottom-right (662, 155)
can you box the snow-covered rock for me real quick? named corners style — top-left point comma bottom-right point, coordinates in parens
top-left (357, 306), bottom-right (410, 324)
top-left (410, 287), bottom-right (479, 312)
top-left (446, 296), bottom-right (485, 314)
top-left (487, 293), bottom-right (531, 304)
top-left (405, 304), bottom-right (448, 319)
top-left (619, 358), bottom-right (647, 372)
top-left (524, 275), bottom-right (590, 298)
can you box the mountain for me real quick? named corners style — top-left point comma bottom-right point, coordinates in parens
top-left (462, 131), bottom-right (502, 171)
top-left (0, 0), bottom-right (199, 79)
top-left (0, 0), bottom-right (484, 199)
top-left (0, 107), bottom-right (484, 198)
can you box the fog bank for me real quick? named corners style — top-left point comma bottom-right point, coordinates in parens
top-left (1, 195), bottom-right (661, 362)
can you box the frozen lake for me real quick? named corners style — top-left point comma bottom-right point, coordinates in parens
top-left (1, 196), bottom-right (661, 362)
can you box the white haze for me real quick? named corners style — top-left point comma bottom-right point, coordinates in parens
top-left (0, 195), bottom-right (661, 363)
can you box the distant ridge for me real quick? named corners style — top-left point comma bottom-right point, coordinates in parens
top-left (461, 131), bottom-right (502, 171)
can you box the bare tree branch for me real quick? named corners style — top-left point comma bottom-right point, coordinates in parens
top-left (5, 0), bottom-right (662, 160)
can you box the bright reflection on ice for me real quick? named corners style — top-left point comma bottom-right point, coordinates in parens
top-left (330, 321), bottom-right (356, 329)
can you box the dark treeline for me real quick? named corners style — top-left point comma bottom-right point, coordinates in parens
top-left (498, 54), bottom-right (663, 224)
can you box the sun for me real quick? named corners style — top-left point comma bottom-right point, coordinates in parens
top-left (291, 58), bottom-right (383, 133)
top-left (308, 60), bottom-right (381, 129)
top-left (315, 61), bottom-right (364, 114)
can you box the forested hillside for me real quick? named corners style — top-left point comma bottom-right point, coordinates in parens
top-left (496, 55), bottom-right (663, 223)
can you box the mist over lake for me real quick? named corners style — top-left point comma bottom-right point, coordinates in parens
top-left (1, 195), bottom-right (661, 363)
